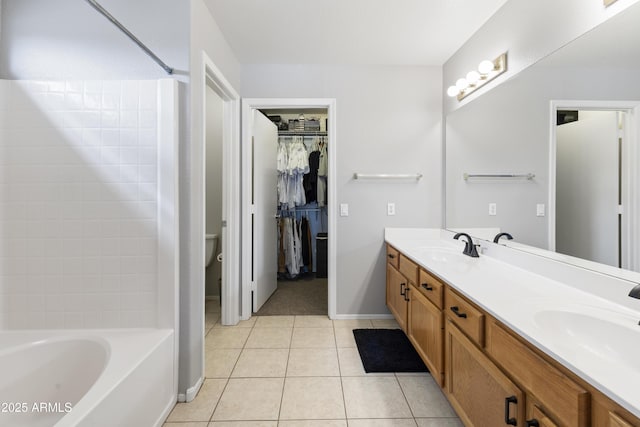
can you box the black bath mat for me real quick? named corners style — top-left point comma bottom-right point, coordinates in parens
top-left (353, 329), bottom-right (428, 373)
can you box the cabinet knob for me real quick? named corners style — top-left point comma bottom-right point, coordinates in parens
top-left (504, 396), bottom-right (518, 426)
top-left (449, 306), bottom-right (468, 318)
top-left (421, 283), bottom-right (433, 291)
top-left (387, 254), bottom-right (396, 259)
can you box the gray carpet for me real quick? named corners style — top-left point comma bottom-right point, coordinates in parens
top-left (255, 276), bottom-right (328, 316)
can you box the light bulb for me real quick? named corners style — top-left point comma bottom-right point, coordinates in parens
top-left (456, 78), bottom-right (469, 91)
top-left (466, 70), bottom-right (480, 85)
top-left (478, 59), bottom-right (495, 75)
top-left (447, 85), bottom-right (459, 97)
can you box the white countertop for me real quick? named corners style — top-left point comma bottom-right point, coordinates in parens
top-left (385, 228), bottom-right (640, 418)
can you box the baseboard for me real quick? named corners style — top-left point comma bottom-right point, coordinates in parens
top-left (205, 295), bottom-right (220, 302)
top-left (177, 376), bottom-right (203, 403)
top-left (331, 314), bottom-right (394, 320)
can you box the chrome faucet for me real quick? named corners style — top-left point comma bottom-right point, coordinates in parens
top-left (453, 233), bottom-right (479, 257)
top-left (629, 284), bottom-right (640, 299)
top-left (493, 232), bottom-right (514, 244)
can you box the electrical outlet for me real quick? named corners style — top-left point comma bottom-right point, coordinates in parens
top-left (387, 203), bottom-right (396, 216)
top-left (489, 203), bottom-right (497, 216)
top-left (340, 203), bottom-right (349, 217)
top-left (536, 204), bottom-right (545, 217)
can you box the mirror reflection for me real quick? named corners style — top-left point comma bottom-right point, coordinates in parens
top-left (445, 3), bottom-right (640, 272)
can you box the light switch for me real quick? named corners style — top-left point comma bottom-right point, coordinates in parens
top-left (387, 203), bottom-right (396, 216)
top-left (489, 203), bottom-right (497, 216)
top-left (536, 204), bottom-right (545, 217)
top-left (340, 203), bottom-right (349, 217)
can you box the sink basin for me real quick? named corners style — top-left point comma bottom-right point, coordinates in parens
top-left (534, 309), bottom-right (640, 369)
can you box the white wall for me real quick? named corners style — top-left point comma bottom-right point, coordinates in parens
top-left (183, 0), bottom-right (241, 398)
top-left (443, 0), bottom-right (640, 114)
top-left (0, 79), bottom-right (160, 328)
top-left (242, 64), bottom-right (442, 315)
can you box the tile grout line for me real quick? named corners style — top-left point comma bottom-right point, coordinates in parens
top-left (276, 324), bottom-right (295, 422)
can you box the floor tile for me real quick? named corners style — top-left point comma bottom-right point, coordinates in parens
top-left (371, 319), bottom-right (401, 329)
top-left (336, 347), bottom-right (393, 377)
top-left (294, 315), bottom-right (333, 328)
top-left (204, 348), bottom-right (241, 378)
top-left (278, 421), bottom-right (347, 426)
top-left (280, 377), bottom-right (346, 420)
top-left (245, 327), bottom-right (292, 348)
top-left (212, 378), bottom-right (284, 421)
top-left (254, 315), bottom-right (295, 328)
top-left (166, 379), bottom-right (226, 422)
top-left (287, 348), bottom-right (340, 377)
top-left (206, 299), bottom-right (221, 313)
top-left (163, 422), bottom-right (208, 427)
top-left (414, 419), bottom-right (464, 427)
top-left (213, 317), bottom-right (257, 328)
top-left (348, 420), bottom-right (417, 427)
top-left (332, 319), bottom-right (373, 328)
top-left (205, 327), bottom-right (251, 349)
top-left (334, 328), bottom-right (359, 348)
top-left (342, 377), bottom-right (412, 419)
top-left (205, 312), bottom-right (219, 329)
top-left (231, 348), bottom-right (289, 377)
top-left (397, 375), bottom-right (457, 418)
top-left (290, 327), bottom-right (335, 348)
top-left (209, 422), bottom-right (277, 427)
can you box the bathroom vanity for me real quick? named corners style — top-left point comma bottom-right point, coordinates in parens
top-left (385, 228), bottom-right (640, 427)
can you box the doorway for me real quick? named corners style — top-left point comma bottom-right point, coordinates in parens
top-left (550, 101), bottom-right (640, 271)
top-left (241, 99), bottom-right (337, 320)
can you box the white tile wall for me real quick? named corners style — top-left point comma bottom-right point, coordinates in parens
top-left (0, 80), bottom-right (159, 329)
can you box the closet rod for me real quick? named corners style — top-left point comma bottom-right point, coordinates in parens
top-left (278, 207), bottom-right (324, 212)
top-left (84, 0), bottom-right (174, 75)
top-left (278, 131), bottom-right (328, 136)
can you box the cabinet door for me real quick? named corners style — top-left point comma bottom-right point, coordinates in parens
top-left (408, 284), bottom-right (444, 386)
top-left (386, 263), bottom-right (408, 332)
top-left (445, 319), bottom-right (524, 427)
top-left (610, 412), bottom-right (635, 427)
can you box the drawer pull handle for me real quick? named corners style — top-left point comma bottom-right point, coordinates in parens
top-left (421, 283), bottom-right (433, 291)
top-left (526, 420), bottom-right (540, 427)
top-left (504, 396), bottom-right (518, 426)
top-left (404, 287), bottom-right (410, 302)
top-left (450, 306), bottom-right (467, 318)
top-left (400, 283), bottom-right (406, 296)
top-left (388, 254), bottom-right (396, 259)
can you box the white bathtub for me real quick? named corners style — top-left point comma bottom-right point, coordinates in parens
top-left (0, 329), bottom-right (175, 427)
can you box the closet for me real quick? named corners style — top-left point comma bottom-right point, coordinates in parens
top-left (257, 108), bottom-right (329, 315)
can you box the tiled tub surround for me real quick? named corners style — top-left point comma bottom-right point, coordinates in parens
top-left (0, 80), bottom-right (161, 329)
top-left (385, 228), bottom-right (640, 420)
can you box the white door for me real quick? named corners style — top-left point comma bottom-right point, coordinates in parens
top-left (252, 110), bottom-right (278, 311)
top-left (556, 110), bottom-right (619, 267)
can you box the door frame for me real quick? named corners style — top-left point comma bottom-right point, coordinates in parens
top-left (202, 54), bottom-right (241, 328)
top-left (549, 100), bottom-right (640, 270)
top-left (241, 98), bottom-right (338, 320)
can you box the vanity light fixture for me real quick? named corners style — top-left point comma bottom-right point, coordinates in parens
top-left (447, 53), bottom-right (508, 101)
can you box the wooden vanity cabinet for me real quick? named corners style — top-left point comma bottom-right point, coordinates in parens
top-left (385, 246), bottom-right (640, 427)
top-left (386, 261), bottom-right (408, 332)
top-left (408, 283), bottom-right (444, 385)
top-left (445, 318), bottom-right (524, 426)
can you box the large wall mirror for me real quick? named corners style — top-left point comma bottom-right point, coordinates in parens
top-left (445, 2), bottom-right (640, 273)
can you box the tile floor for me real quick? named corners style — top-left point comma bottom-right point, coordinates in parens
top-left (164, 301), bottom-right (462, 427)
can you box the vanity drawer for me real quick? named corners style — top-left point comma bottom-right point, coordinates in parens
top-left (386, 244), bottom-right (399, 269)
top-left (444, 288), bottom-right (484, 346)
top-left (417, 268), bottom-right (444, 309)
top-left (399, 254), bottom-right (419, 285)
top-left (486, 320), bottom-right (589, 427)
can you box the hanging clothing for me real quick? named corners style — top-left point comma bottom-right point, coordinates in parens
top-left (277, 136), bottom-right (309, 209)
top-left (303, 150), bottom-right (320, 203)
top-left (317, 142), bottom-right (328, 207)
